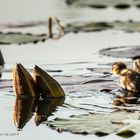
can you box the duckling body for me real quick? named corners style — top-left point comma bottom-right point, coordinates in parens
top-left (112, 62), bottom-right (140, 93)
top-left (119, 69), bottom-right (140, 93)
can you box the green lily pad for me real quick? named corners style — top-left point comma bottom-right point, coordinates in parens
top-left (48, 111), bottom-right (140, 136)
top-left (65, 22), bottom-right (112, 33)
top-left (1, 21), bottom-right (140, 44)
top-left (65, 0), bottom-right (140, 9)
top-left (99, 46), bottom-right (140, 58)
top-left (0, 32), bottom-right (47, 44)
top-left (65, 21), bottom-right (140, 33)
top-left (117, 130), bottom-right (136, 138)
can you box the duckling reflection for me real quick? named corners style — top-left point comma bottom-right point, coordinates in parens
top-left (113, 91), bottom-right (139, 106)
top-left (13, 97), bottom-right (36, 131)
top-left (34, 98), bottom-right (65, 126)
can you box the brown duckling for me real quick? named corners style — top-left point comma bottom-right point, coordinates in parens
top-left (112, 62), bottom-right (140, 93)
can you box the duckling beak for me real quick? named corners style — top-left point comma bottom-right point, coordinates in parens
top-left (105, 71), bottom-right (113, 75)
top-left (104, 72), bottom-right (112, 77)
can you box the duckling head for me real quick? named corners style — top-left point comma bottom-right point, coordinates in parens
top-left (112, 62), bottom-right (127, 75)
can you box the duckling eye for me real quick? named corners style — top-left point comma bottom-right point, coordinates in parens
top-left (112, 65), bottom-right (118, 70)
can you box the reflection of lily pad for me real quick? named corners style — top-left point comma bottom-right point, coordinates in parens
top-left (0, 32), bottom-right (46, 44)
top-left (48, 111), bottom-right (139, 136)
top-left (99, 46), bottom-right (140, 58)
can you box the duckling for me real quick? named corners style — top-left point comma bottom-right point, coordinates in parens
top-left (132, 55), bottom-right (140, 73)
top-left (112, 62), bottom-right (140, 94)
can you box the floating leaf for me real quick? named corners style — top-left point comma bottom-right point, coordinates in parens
top-left (99, 46), bottom-right (140, 58)
top-left (117, 130), bottom-right (136, 138)
top-left (0, 32), bottom-right (46, 45)
top-left (1, 21), bottom-right (140, 45)
top-left (65, 21), bottom-right (140, 33)
top-left (48, 111), bottom-right (140, 136)
top-left (65, 22), bottom-right (112, 33)
top-left (65, 0), bottom-right (140, 9)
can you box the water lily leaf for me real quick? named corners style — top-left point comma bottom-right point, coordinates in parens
top-left (99, 46), bottom-right (140, 58)
top-left (117, 130), bottom-right (136, 138)
top-left (65, 0), bottom-right (140, 9)
top-left (65, 21), bottom-right (140, 33)
top-left (0, 32), bottom-right (46, 44)
top-left (65, 22), bottom-right (112, 33)
top-left (1, 21), bottom-right (140, 44)
top-left (48, 111), bottom-right (140, 136)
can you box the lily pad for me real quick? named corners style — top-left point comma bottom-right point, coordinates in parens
top-left (65, 0), bottom-right (140, 9)
top-left (65, 21), bottom-right (140, 33)
top-left (99, 46), bottom-right (140, 58)
top-left (1, 21), bottom-right (140, 44)
top-left (65, 22), bottom-right (112, 33)
top-left (0, 32), bottom-right (47, 44)
top-left (48, 111), bottom-right (140, 136)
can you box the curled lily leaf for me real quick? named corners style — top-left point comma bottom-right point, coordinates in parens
top-left (34, 65), bottom-right (65, 98)
top-left (12, 63), bottom-right (39, 97)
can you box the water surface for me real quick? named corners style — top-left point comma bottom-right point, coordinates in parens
top-left (1, 0), bottom-right (140, 139)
